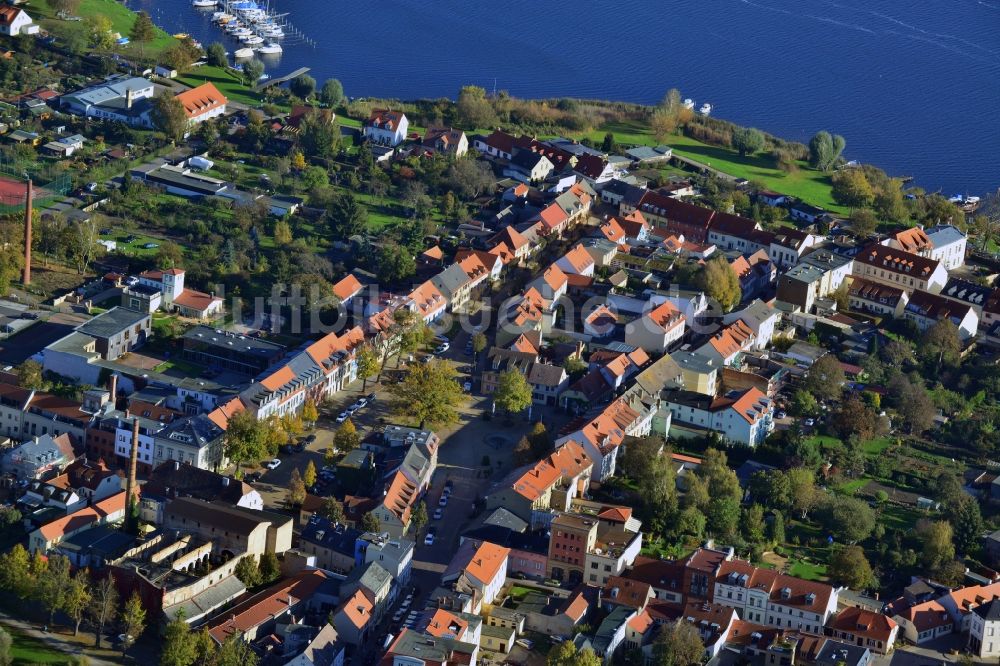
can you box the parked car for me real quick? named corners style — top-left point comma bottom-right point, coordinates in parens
top-left (142, 242), bottom-right (159, 249)
top-left (435, 343), bottom-right (450, 354)
top-left (305, 434), bottom-right (317, 443)
top-left (803, 418), bottom-right (815, 427)
top-left (336, 412), bottom-right (349, 423)
top-left (353, 398), bottom-right (368, 409)
top-left (438, 495), bottom-right (448, 507)
top-left (424, 528), bottom-right (436, 546)
top-left (244, 472), bottom-right (262, 483)
top-left (280, 444), bottom-right (294, 455)
top-left (19, 312), bottom-right (38, 320)
top-left (433, 507), bottom-right (443, 520)
top-left (463, 381), bottom-right (472, 392)
top-left (366, 392), bottom-right (377, 403)
top-left (265, 458), bottom-right (281, 470)
top-left (775, 410), bottom-right (786, 419)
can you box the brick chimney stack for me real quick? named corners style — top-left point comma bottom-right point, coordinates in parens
top-left (22, 179), bottom-right (31, 286)
top-left (124, 417), bottom-right (140, 532)
top-left (108, 374), bottom-right (118, 407)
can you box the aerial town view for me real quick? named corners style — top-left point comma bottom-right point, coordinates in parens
top-left (0, 0), bottom-right (996, 665)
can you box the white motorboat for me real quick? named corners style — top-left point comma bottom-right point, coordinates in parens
top-left (256, 42), bottom-right (282, 54)
top-left (211, 11), bottom-right (233, 21)
top-left (260, 26), bottom-right (284, 38)
top-left (683, 98), bottom-right (695, 110)
top-left (241, 34), bottom-right (264, 45)
top-left (233, 47), bottom-right (255, 58)
top-left (699, 103), bottom-right (712, 115)
top-left (192, 0), bottom-right (216, 7)
top-left (228, 26), bottom-right (251, 36)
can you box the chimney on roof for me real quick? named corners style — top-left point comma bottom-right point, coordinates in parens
top-left (108, 374), bottom-right (118, 403)
top-left (125, 87), bottom-right (134, 109)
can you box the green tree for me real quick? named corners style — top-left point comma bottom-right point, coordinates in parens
top-left (950, 495), bottom-right (983, 555)
top-left (361, 512), bottom-right (380, 533)
top-left (828, 545), bottom-right (876, 590)
top-left (375, 243), bottom-right (416, 284)
top-left (619, 436), bottom-right (662, 482)
top-left (160, 610), bottom-right (196, 666)
top-left (289, 74), bottom-right (316, 99)
top-left (411, 501), bottom-right (428, 534)
top-left (154, 241), bottom-right (184, 269)
top-left (302, 399), bottom-right (319, 425)
top-left (448, 158), bottom-right (496, 201)
top-left (832, 169), bottom-right (875, 208)
top-left (808, 131), bottom-right (846, 171)
top-left (62, 569), bottom-right (92, 636)
top-left (676, 506), bottom-right (706, 539)
top-left (320, 78), bottom-right (345, 107)
top-left (787, 468), bottom-right (818, 520)
top-left (15, 360), bottom-right (44, 390)
top-left (320, 496), bottom-right (345, 523)
top-left (695, 256), bottom-right (741, 312)
top-left (234, 556), bottom-right (263, 588)
top-left (300, 112), bottom-right (340, 159)
top-left (471, 332), bottom-right (488, 361)
top-left (769, 510), bottom-right (786, 544)
top-left (493, 369), bottom-right (532, 417)
top-left (329, 192), bottom-right (368, 238)
top-left (652, 619), bottom-right (704, 666)
top-left (0, 626), bottom-right (10, 666)
top-left (0, 543), bottom-right (30, 598)
top-left (850, 208), bottom-right (879, 238)
top-left (88, 574), bottom-right (118, 648)
top-left (286, 469), bottom-right (306, 507)
top-left (743, 504), bottom-right (766, 545)
top-left (918, 520), bottom-right (955, 571)
top-left (216, 633), bottom-right (259, 666)
top-left (129, 11), bottom-right (156, 58)
top-left (333, 419), bottom-right (360, 453)
top-left (790, 389), bottom-right (818, 417)
top-left (548, 642), bottom-right (602, 666)
top-left (920, 319), bottom-right (961, 369)
top-left (224, 411), bottom-right (270, 474)
top-left (804, 354), bottom-right (845, 399)
top-left (206, 42), bottom-right (227, 67)
top-left (242, 59), bottom-right (264, 86)
top-left (37, 554), bottom-right (71, 625)
top-left (120, 592), bottom-right (146, 658)
top-left (258, 552), bottom-right (281, 584)
top-left (388, 360), bottom-right (464, 429)
top-left (303, 460), bottom-right (317, 488)
top-left (273, 219), bottom-right (293, 245)
top-left (357, 345), bottom-right (379, 391)
top-left (732, 127), bottom-right (765, 157)
top-left (823, 496), bottom-right (875, 544)
top-left (191, 628), bottom-right (215, 666)
top-left (456, 85), bottom-right (496, 128)
top-left (601, 132), bottom-right (618, 154)
top-left (638, 448), bottom-right (678, 536)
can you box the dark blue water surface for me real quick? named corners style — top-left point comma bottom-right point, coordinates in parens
top-left (131, 0), bottom-right (1000, 196)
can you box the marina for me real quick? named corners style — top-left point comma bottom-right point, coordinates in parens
top-left (193, 0), bottom-right (311, 62)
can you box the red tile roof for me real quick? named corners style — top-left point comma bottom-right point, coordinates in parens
top-left (464, 541), bottom-right (510, 587)
top-left (829, 606), bottom-right (897, 644)
top-left (208, 570), bottom-right (328, 643)
top-left (175, 83), bottom-right (227, 119)
top-left (332, 274), bottom-right (364, 301)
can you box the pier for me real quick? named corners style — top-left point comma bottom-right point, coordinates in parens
top-left (256, 66), bottom-right (311, 91)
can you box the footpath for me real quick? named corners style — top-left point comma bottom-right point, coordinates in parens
top-left (0, 610), bottom-right (123, 666)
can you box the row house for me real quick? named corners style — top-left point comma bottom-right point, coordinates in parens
top-left (707, 212), bottom-right (764, 253)
top-left (621, 188), bottom-right (717, 243)
top-left (768, 229), bottom-right (824, 269)
top-left (847, 277), bottom-right (908, 318)
top-left (852, 244), bottom-right (948, 294)
top-left (555, 393), bottom-right (652, 480)
top-left (885, 225), bottom-right (967, 271)
top-left (488, 225), bottom-right (533, 266)
top-left (441, 540), bottom-right (510, 612)
top-left (406, 280), bottom-right (448, 323)
top-left (482, 348), bottom-right (569, 407)
top-left (903, 289), bottom-right (979, 340)
top-left (827, 606), bottom-right (899, 654)
top-left (722, 300), bottom-right (782, 351)
top-left (892, 600), bottom-right (953, 644)
top-left (372, 431), bottom-right (438, 538)
top-left (713, 559), bottom-right (840, 635)
top-left (241, 327), bottom-right (364, 421)
top-left (485, 439), bottom-right (592, 526)
top-left (664, 386), bottom-right (774, 447)
top-left (696, 319), bottom-right (756, 367)
top-left (0, 378), bottom-right (101, 446)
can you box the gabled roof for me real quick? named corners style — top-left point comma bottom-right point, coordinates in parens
top-left (332, 274), bottom-right (364, 301)
top-left (208, 570), bottom-right (328, 643)
top-left (848, 277), bottom-right (904, 306)
top-left (174, 82), bottom-right (227, 119)
top-left (705, 319), bottom-right (754, 359)
top-left (172, 289), bottom-right (221, 313)
top-left (366, 109), bottom-right (406, 130)
top-left (905, 289), bottom-right (975, 323)
top-left (541, 263), bottom-right (568, 294)
top-left (0, 6), bottom-right (26, 25)
top-left (340, 587), bottom-right (375, 629)
top-left (464, 541), bottom-right (510, 586)
top-left (491, 225), bottom-right (529, 252)
top-left (560, 244), bottom-right (594, 273)
top-left (574, 153), bottom-right (609, 179)
top-left (37, 491), bottom-right (126, 541)
top-left (889, 226), bottom-right (932, 253)
top-left (898, 600), bottom-right (951, 632)
top-left (601, 576), bottom-right (651, 609)
top-left (540, 203), bottom-right (569, 231)
top-left (717, 559), bottom-right (834, 612)
top-left (599, 217), bottom-right (626, 244)
top-left (829, 606), bottom-right (897, 642)
top-left (206, 397), bottom-right (245, 430)
top-left (857, 244), bottom-right (940, 278)
top-left (644, 300), bottom-right (684, 333)
top-left (510, 440), bottom-right (591, 501)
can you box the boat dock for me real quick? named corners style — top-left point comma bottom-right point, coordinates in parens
top-left (255, 66), bottom-right (310, 91)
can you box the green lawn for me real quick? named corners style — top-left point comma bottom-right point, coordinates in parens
top-left (177, 65), bottom-right (267, 108)
top-left (507, 585), bottom-right (534, 601)
top-left (881, 503), bottom-right (923, 531)
top-left (863, 437), bottom-right (894, 455)
top-left (834, 478), bottom-right (869, 496)
top-left (6, 624), bottom-right (76, 665)
top-left (787, 558), bottom-right (828, 581)
top-left (581, 120), bottom-right (847, 213)
top-left (32, 0), bottom-right (177, 58)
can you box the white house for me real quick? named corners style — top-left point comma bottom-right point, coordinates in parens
top-left (625, 300), bottom-right (686, 354)
top-left (968, 599), bottom-right (1000, 660)
top-left (61, 77), bottom-right (155, 127)
top-left (175, 82), bottom-right (228, 125)
top-left (903, 290), bottom-right (979, 341)
top-left (442, 541), bottom-right (509, 613)
top-left (852, 244), bottom-right (949, 294)
top-left (665, 386), bottom-right (773, 447)
top-left (363, 109), bottom-right (408, 147)
top-left (713, 559), bottom-right (840, 634)
top-left (554, 244), bottom-right (595, 277)
top-left (926, 224), bottom-right (968, 270)
top-left (722, 300), bottom-right (780, 350)
top-left (0, 6), bottom-right (38, 36)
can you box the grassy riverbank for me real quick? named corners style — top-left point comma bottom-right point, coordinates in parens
top-left (30, 0), bottom-right (177, 58)
top-left (578, 120), bottom-right (847, 213)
